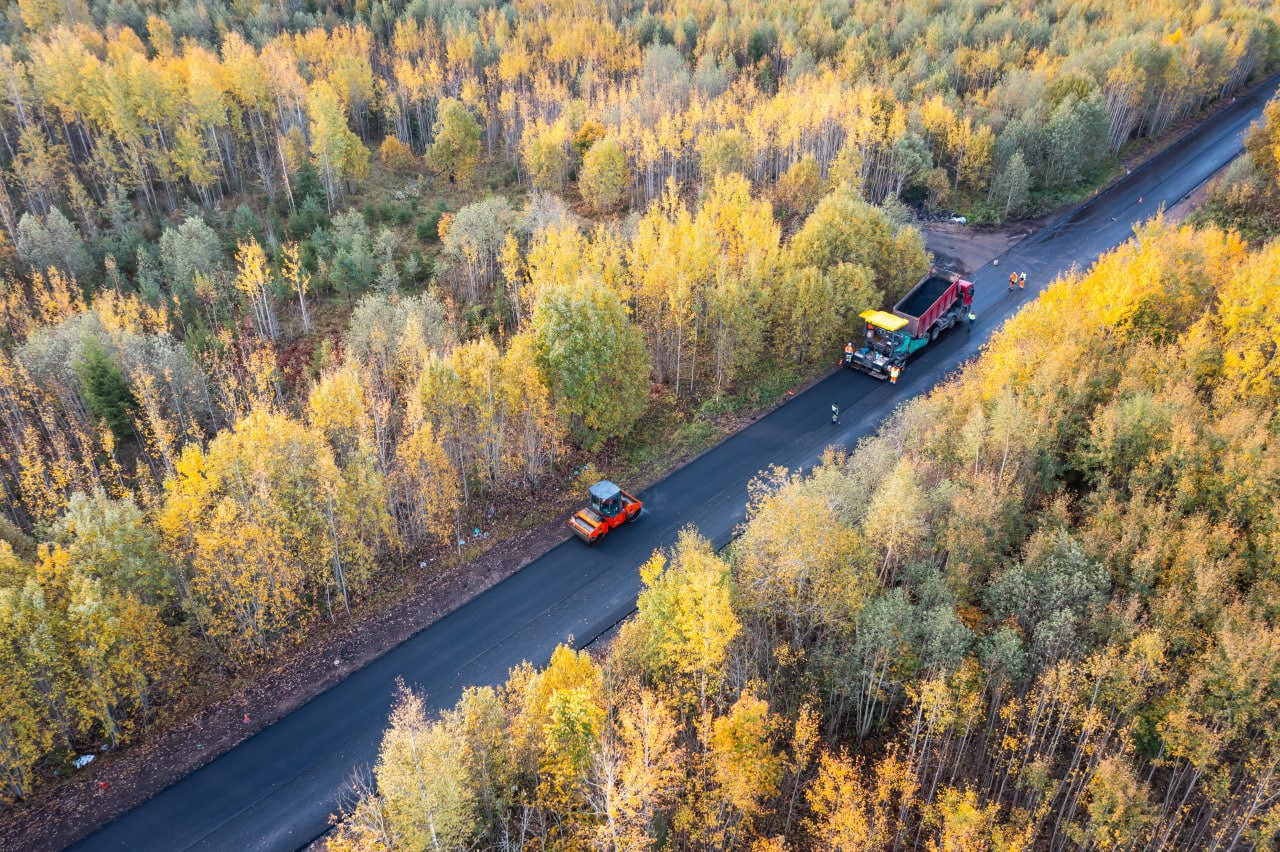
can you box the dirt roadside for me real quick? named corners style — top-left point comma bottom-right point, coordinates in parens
top-left (1, 72), bottom-right (1260, 852)
top-left (1163, 178), bottom-right (1216, 225)
top-left (922, 220), bottom-right (1027, 274)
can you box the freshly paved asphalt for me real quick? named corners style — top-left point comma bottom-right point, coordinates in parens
top-left (76, 75), bottom-right (1280, 851)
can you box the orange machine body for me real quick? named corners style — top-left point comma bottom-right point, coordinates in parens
top-left (570, 480), bottom-right (642, 544)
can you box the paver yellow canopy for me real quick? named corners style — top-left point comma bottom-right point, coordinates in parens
top-left (858, 310), bottom-right (909, 331)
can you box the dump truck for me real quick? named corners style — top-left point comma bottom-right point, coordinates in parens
top-left (844, 270), bottom-right (974, 379)
top-left (570, 480), bottom-right (642, 544)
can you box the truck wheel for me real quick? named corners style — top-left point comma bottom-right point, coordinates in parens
top-left (930, 326), bottom-right (939, 341)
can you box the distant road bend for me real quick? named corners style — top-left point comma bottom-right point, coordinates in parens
top-left (76, 76), bottom-right (1280, 852)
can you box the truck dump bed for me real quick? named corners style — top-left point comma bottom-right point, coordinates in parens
top-left (894, 273), bottom-right (959, 338)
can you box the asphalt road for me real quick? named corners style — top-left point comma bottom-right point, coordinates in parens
top-left (76, 75), bottom-right (1280, 851)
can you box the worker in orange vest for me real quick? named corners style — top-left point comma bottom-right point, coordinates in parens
top-left (843, 341), bottom-right (855, 364)
top-left (1018, 271), bottom-right (1026, 289)
top-left (889, 364), bottom-right (901, 384)
top-left (1008, 272), bottom-right (1017, 291)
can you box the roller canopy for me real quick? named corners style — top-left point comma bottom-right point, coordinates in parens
top-left (589, 480), bottom-right (621, 502)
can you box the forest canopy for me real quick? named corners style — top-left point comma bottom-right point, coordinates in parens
top-left (1, 0), bottom-right (1278, 821)
top-left (0, 0), bottom-right (1275, 237)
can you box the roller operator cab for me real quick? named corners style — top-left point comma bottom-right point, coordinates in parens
top-left (569, 480), bottom-right (642, 544)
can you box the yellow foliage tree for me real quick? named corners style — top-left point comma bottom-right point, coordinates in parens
top-left (159, 408), bottom-right (382, 661)
top-left (379, 135), bottom-right (418, 172)
top-left (374, 684), bottom-right (479, 849)
top-left (615, 529), bottom-right (740, 712)
top-left (580, 137), bottom-right (630, 212)
top-left (390, 421), bottom-right (460, 552)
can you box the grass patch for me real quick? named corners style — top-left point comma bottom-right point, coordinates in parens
top-left (679, 417), bottom-right (718, 449)
top-left (713, 360), bottom-right (809, 412)
top-left (613, 357), bottom-right (827, 488)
